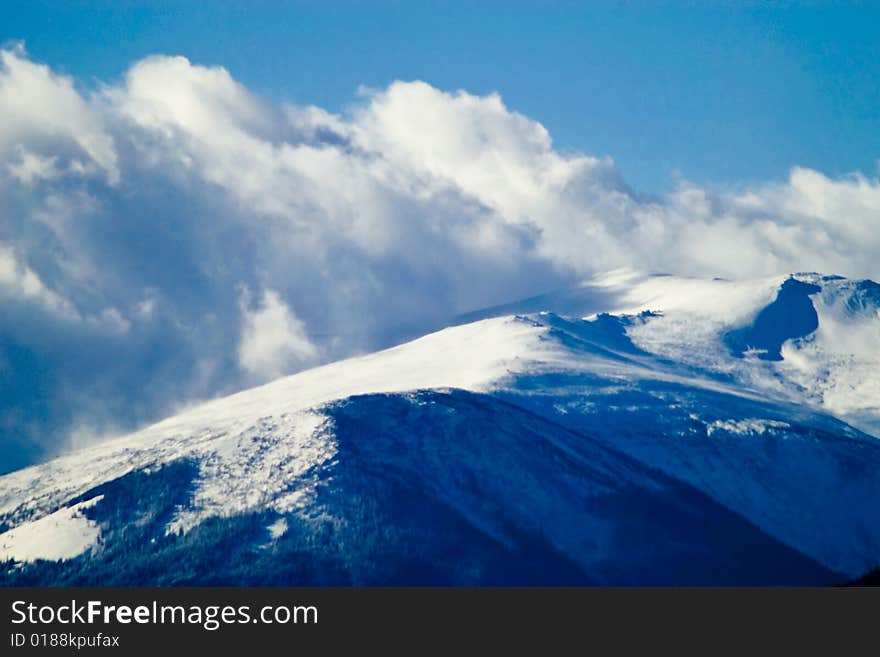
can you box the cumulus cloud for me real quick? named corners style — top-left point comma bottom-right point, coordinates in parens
top-left (238, 288), bottom-right (319, 382)
top-left (0, 45), bottom-right (118, 183)
top-left (0, 46), bottom-right (877, 470)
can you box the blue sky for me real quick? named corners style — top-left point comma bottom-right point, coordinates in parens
top-left (5, 0), bottom-right (879, 192)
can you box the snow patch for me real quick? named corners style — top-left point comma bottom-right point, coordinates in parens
top-left (705, 419), bottom-right (791, 437)
top-left (0, 496), bottom-right (103, 562)
top-left (166, 411), bottom-right (336, 534)
top-left (267, 518), bottom-right (288, 540)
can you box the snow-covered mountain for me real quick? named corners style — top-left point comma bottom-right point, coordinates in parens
top-left (1, 271), bottom-right (879, 585)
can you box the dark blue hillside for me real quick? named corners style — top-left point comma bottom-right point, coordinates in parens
top-left (317, 391), bottom-right (838, 585)
top-left (503, 373), bottom-right (880, 577)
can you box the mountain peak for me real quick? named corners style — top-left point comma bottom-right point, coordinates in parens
top-left (1, 270), bottom-right (879, 584)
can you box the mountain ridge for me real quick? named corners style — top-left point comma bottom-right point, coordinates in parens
top-left (2, 270), bottom-right (878, 584)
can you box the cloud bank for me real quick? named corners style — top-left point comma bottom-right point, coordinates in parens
top-left (1, 46), bottom-right (878, 470)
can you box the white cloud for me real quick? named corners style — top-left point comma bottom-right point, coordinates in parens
top-left (0, 46), bottom-right (877, 468)
top-left (6, 147), bottom-right (60, 184)
top-left (238, 289), bottom-right (319, 382)
top-left (350, 81), bottom-right (603, 217)
top-left (0, 242), bottom-right (72, 315)
top-left (0, 46), bottom-right (118, 183)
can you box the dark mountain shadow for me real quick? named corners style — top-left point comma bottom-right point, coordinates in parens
top-left (724, 278), bottom-right (821, 360)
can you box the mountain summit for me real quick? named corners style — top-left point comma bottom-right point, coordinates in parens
top-left (2, 272), bottom-right (879, 585)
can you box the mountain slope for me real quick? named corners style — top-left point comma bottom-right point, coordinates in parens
top-left (1, 271), bottom-right (878, 584)
top-left (0, 391), bottom-right (842, 586)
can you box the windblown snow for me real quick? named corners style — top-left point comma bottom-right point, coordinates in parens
top-left (584, 270), bottom-right (880, 435)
